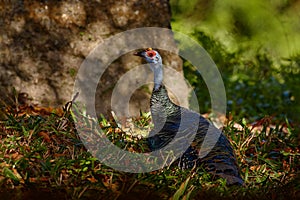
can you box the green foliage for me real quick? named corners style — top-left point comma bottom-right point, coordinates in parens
top-left (171, 0), bottom-right (300, 126)
top-left (181, 29), bottom-right (298, 124)
top-left (171, 0), bottom-right (300, 58)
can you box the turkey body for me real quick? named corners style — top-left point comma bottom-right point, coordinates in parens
top-left (134, 48), bottom-right (243, 185)
top-left (148, 85), bottom-right (243, 185)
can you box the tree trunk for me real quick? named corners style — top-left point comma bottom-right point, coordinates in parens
top-left (0, 0), bottom-right (188, 117)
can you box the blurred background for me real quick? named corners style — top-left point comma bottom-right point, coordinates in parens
top-left (170, 0), bottom-right (300, 126)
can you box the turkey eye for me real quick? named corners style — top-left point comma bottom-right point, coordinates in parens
top-left (147, 51), bottom-right (156, 57)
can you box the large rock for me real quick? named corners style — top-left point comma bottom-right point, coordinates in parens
top-left (0, 0), bottom-right (188, 117)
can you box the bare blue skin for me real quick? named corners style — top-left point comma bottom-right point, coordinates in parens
top-left (134, 49), bottom-right (163, 91)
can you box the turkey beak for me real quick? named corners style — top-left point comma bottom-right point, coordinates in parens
top-left (134, 50), bottom-right (145, 57)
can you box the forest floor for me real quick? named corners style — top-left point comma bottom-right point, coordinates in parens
top-left (0, 99), bottom-right (299, 200)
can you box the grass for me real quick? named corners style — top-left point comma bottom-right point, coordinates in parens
top-left (0, 97), bottom-right (299, 199)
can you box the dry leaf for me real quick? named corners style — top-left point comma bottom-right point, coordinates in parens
top-left (38, 131), bottom-right (51, 142)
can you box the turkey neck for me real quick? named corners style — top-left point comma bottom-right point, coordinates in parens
top-left (150, 60), bottom-right (180, 119)
top-left (149, 61), bottom-right (163, 91)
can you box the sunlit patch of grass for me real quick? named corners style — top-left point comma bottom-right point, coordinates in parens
top-left (225, 116), bottom-right (299, 189)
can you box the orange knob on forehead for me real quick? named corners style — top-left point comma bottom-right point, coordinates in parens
top-left (146, 47), bottom-right (152, 51)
